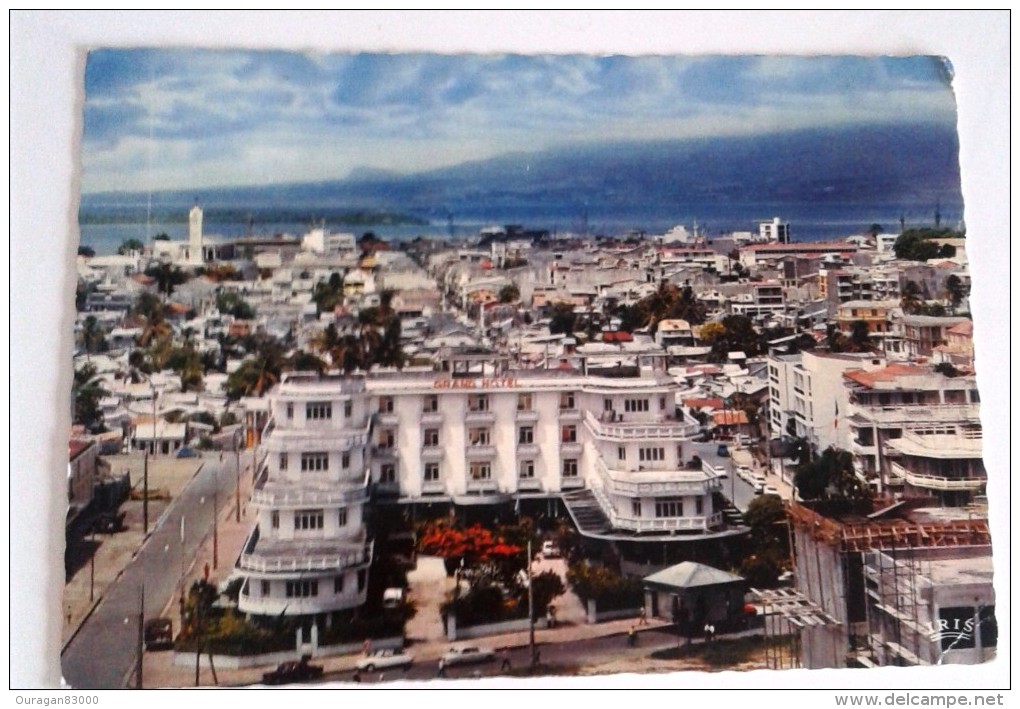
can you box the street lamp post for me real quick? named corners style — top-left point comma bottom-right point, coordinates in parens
top-left (527, 540), bottom-right (537, 670)
top-left (234, 428), bottom-right (242, 524)
top-left (213, 465), bottom-right (219, 570)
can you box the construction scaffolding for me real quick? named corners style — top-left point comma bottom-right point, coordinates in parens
top-left (748, 587), bottom-right (841, 670)
top-left (785, 500), bottom-right (991, 669)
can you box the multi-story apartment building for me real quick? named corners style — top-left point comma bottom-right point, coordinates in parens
top-left (237, 350), bottom-right (731, 622)
top-left (843, 362), bottom-right (984, 503)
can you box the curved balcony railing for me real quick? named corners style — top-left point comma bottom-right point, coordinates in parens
top-left (239, 542), bottom-right (373, 574)
top-left (852, 404), bottom-right (980, 425)
top-left (596, 457), bottom-right (720, 496)
top-left (263, 426), bottom-right (370, 454)
top-left (251, 483), bottom-right (370, 509)
top-left (890, 461), bottom-right (985, 491)
top-left (584, 410), bottom-right (700, 440)
top-left (238, 588), bottom-right (368, 617)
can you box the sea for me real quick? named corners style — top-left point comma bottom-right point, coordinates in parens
top-left (77, 201), bottom-right (963, 257)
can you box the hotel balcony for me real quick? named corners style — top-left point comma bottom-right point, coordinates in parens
top-left (604, 512), bottom-right (724, 534)
top-left (558, 408), bottom-right (583, 422)
top-left (851, 438), bottom-right (878, 457)
top-left (515, 409), bottom-right (539, 423)
top-left (263, 425), bottom-right (370, 454)
top-left (517, 478), bottom-right (543, 492)
top-left (595, 458), bottom-right (721, 497)
top-left (890, 461), bottom-right (986, 492)
top-left (516, 443), bottom-right (540, 458)
top-left (421, 411), bottom-right (444, 426)
top-left (376, 411), bottom-right (399, 426)
top-left (560, 476), bottom-right (585, 491)
top-left (251, 478), bottom-right (369, 510)
top-left (372, 445), bottom-right (398, 461)
top-left (465, 478), bottom-right (499, 494)
top-left (560, 441), bottom-right (583, 456)
top-left (465, 444), bottom-right (497, 460)
top-left (465, 409), bottom-right (496, 425)
top-left (421, 479), bottom-right (447, 495)
top-left (421, 445), bottom-right (444, 462)
top-left (239, 539), bottom-right (373, 576)
top-left (583, 410), bottom-right (699, 441)
top-left (238, 586), bottom-right (368, 617)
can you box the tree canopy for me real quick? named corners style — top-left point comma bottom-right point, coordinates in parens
top-left (793, 446), bottom-right (872, 502)
top-left (894, 228), bottom-right (963, 262)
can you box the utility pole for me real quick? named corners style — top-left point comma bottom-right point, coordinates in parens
top-left (136, 584), bottom-right (145, 689)
top-left (527, 540), bottom-right (537, 669)
top-left (213, 465), bottom-right (219, 570)
top-left (89, 527), bottom-right (96, 602)
top-left (235, 429), bottom-right (242, 523)
top-left (143, 449), bottom-right (149, 535)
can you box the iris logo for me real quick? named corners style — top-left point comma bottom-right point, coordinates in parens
top-left (928, 616), bottom-right (975, 644)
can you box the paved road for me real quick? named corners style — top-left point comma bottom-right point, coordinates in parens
top-left (61, 453), bottom-right (247, 689)
top-left (309, 626), bottom-right (697, 686)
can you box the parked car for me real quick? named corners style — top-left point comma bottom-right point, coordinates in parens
top-left (356, 648), bottom-right (414, 672)
top-left (143, 618), bottom-right (173, 651)
top-left (441, 645), bottom-right (495, 666)
top-left (176, 446), bottom-right (200, 459)
top-left (261, 656), bottom-right (324, 685)
top-left (541, 540), bottom-right (561, 559)
top-left (762, 484), bottom-right (781, 497)
top-left (716, 444), bottom-right (730, 457)
top-left (736, 465), bottom-right (753, 482)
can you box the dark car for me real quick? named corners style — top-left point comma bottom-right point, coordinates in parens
top-left (176, 446), bottom-right (200, 459)
top-left (261, 656), bottom-right (324, 686)
top-left (716, 444), bottom-right (730, 457)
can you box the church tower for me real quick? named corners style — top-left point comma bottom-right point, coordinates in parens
top-left (189, 203), bottom-right (204, 265)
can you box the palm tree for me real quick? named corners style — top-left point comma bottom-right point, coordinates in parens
top-left (945, 275), bottom-right (966, 314)
top-left (80, 315), bottom-right (106, 360)
top-left (900, 280), bottom-right (923, 315)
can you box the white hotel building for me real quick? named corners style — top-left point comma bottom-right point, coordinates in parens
top-left (237, 351), bottom-right (736, 621)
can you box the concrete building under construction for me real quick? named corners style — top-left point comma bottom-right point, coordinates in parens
top-left (787, 497), bottom-right (995, 669)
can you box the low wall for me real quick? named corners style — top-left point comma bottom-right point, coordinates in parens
top-left (585, 598), bottom-right (641, 624)
top-left (173, 635), bottom-right (403, 669)
top-left (446, 615), bottom-right (532, 641)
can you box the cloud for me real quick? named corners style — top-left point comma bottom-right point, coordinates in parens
top-left (81, 50), bottom-right (959, 192)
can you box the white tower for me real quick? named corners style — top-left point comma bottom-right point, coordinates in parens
top-left (189, 204), bottom-right (204, 265)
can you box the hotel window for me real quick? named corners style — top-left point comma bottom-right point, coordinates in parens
top-left (271, 511), bottom-right (280, 529)
top-left (561, 425), bottom-right (577, 443)
top-left (295, 509), bottom-right (324, 530)
top-left (344, 400), bottom-right (353, 418)
top-left (469, 394), bottom-right (489, 412)
top-left (301, 452), bottom-right (329, 472)
top-left (424, 428), bottom-right (440, 447)
top-left (285, 580), bottom-right (318, 598)
top-left (660, 396), bottom-right (667, 411)
top-left (424, 462), bottom-right (441, 482)
top-left (286, 403), bottom-right (294, 419)
top-left (631, 500), bottom-right (642, 517)
top-left (624, 399), bottom-right (649, 413)
top-left (469, 428), bottom-right (491, 446)
top-left (338, 508), bottom-right (348, 527)
top-left (469, 461), bottom-right (492, 480)
top-left (341, 452), bottom-right (350, 469)
top-left (261, 580), bottom-right (270, 596)
top-left (334, 576), bottom-right (344, 594)
top-left (655, 498), bottom-right (684, 518)
top-left (378, 396), bottom-right (394, 414)
top-left (519, 460), bottom-right (535, 478)
top-left (279, 453), bottom-right (288, 471)
top-left (424, 395), bottom-right (439, 413)
top-left (562, 459), bottom-right (578, 478)
top-left (380, 463), bottom-right (396, 483)
top-left (378, 430), bottom-right (395, 449)
top-left (618, 446), bottom-right (626, 461)
top-left (306, 402), bottom-right (332, 420)
top-left (517, 393), bottom-right (533, 411)
top-left (639, 447), bottom-right (665, 462)
top-left (603, 398), bottom-right (613, 412)
top-left (518, 426), bottom-right (534, 444)
top-left (695, 498), bottom-right (704, 515)
top-left (560, 392), bottom-right (575, 410)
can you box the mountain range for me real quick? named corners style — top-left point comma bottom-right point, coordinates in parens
top-left (80, 124), bottom-right (963, 226)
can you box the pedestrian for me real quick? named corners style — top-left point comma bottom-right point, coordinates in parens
top-left (500, 648), bottom-right (511, 671)
top-left (638, 607), bottom-right (648, 626)
top-left (708, 624), bottom-right (716, 642)
top-left (627, 625), bottom-right (637, 647)
top-left (704, 623), bottom-right (711, 641)
top-left (352, 670), bottom-right (362, 683)
top-left (363, 638), bottom-right (372, 655)
top-left (437, 658), bottom-right (446, 677)
top-left (546, 606), bottom-right (554, 628)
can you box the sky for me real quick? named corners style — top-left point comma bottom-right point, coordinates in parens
top-left (81, 51), bottom-right (959, 194)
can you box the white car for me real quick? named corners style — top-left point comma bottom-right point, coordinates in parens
top-left (541, 540), bottom-right (561, 559)
top-left (441, 645), bottom-right (495, 666)
top-left (762, 484), bottom-right (781, 497)
top-left (356, 648), bottom-right (414, 672)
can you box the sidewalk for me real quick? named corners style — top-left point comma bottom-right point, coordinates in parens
top-left (61, 455), bottom-right (204, 650)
